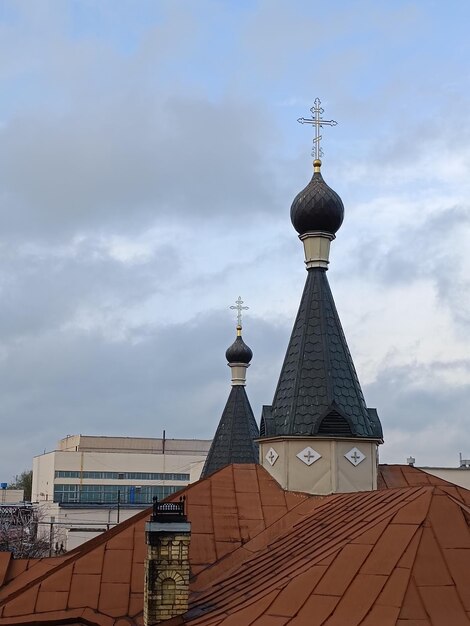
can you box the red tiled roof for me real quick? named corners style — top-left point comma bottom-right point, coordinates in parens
top-left (0, 555), bottom-right (10, 589)
top-left (378, 464), bottom-right (453, 489)
top-left (183, 482), bottom-right (470, 625)
top-left (0, 464), bottom-right (307, 625)
top-left (0, 464), bottom-right (469, 626)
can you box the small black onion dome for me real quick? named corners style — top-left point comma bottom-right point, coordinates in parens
top-left (225, 331), bottom-right (253, 364)
top-left (290, 160), bottom-right (344, 235)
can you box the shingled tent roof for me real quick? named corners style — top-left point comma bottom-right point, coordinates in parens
top-left (262, 268), bottom-right (383, 440)
top-left (200, 385), bottom-right (259, 478)
top-left (1, 465), bottom-right (469, 626)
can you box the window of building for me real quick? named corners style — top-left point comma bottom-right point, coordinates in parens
top-left (53, 483), bottom-right (180, 504)
top-left (54, 470), bottom-right (190, 481)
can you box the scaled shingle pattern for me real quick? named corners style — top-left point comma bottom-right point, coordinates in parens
top-left (290, 169), bottom-right (344, 235)
top-left (201, 386), bottom-right (259, 478)
top-left (267, 267), bottom-right (382, 438)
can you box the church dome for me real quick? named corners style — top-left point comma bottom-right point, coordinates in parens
top-left (226, 332), bottom-right (253, 364)
top-left (290, 160), bottom-right (344, 236)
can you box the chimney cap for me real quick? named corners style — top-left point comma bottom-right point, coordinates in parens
top-left (151, 496), bottom-right (187, 523)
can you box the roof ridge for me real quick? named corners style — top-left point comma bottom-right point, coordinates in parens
top-left (201, 386), bottom-right (259, 478)
top-left (188, 487), bottom-right (428, 619)
top-left (327, 276), bottom-right (371, 428)
top-left (0, 464), bottom-right (275, 607)
top-left (0, 605), bottom-right (104, 625)
top-left (436, 483), bottom-right (470, 501)
top-left (0, 553), bottom-right (11, 588)
top-left (0, 475), bottom-right (198, 605)
top-left (261, 486), bottom-right (430, 560)
top-left (191, 480), bottom-right (317, 588)
top-left (397, 485), bottom-right (470, 623)
top-left (268, 269), bottom-right (382, 438)
top-left (447, 492), bottom-right (470, 516)
top-left (409, 497), bottom-right (460, 622)
top-left (289, 265), bottom-right (319, 435)
top-left (287, 499), bottom-right (427, 623)
top-left (387, 528), bottom-right (425, 623)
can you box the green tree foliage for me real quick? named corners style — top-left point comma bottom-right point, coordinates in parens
top-left (8, 470), bottom-right (33, 501)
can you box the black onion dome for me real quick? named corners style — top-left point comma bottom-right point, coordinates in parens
top-left (226, 334), bottom-right (253, 364)
top-left (290, 164), bottom-right (344, 235)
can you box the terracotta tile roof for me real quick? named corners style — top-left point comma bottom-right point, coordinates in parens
top-left (183, 482), bottom-right (470, 625)
top-left (0, 555), bottom-right (10, 588)
top-left (378, 464), bottom-right (452, 489)
top-left (0, 464), bottom-right (469, 626)
top-left (0, 464), bottom-right (307, 625)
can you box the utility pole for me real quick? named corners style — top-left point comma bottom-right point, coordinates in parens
top-left (48, 518), bottom-right (54, 557)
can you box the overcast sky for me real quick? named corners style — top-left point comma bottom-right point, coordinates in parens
top-left (1, 0), bottom-right (470, 480)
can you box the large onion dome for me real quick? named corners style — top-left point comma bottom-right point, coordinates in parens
top-left (225, 329), bottom-right (253, 364)
top-left (290, 160), bottom-right (344, 236)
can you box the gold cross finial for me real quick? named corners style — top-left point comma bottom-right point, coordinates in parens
top-left (297, 97), bottom-right (338, 161)
top-left (230, 296), bottom-right (249, 333)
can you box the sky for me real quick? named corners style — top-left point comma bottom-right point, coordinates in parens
top-left (1, 0), bottom-right (470, 480)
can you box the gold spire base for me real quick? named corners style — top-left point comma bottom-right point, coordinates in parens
top-left (313, 159), bottom-right (322, 173)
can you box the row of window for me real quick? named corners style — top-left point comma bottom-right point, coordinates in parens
top-left (54, 470), bottom-right (190, 481)
top-left (53, 484), bottom-right (180, 504)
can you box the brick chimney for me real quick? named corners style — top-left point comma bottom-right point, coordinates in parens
top-left (144, 496), bottom-right (191, 625)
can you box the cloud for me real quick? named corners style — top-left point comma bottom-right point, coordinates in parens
top-left (1, 0), bottom-right (470, 482)
top-left (366, 359), bottom-right (470, 466)
top-left (0, 237), bottom-right (179, 340)
top-left (0, 95), bottom-right (285, 240)
top-left (334, 197), bottom-right (470, 332)
top-left (0, 2), bottom-right (291, 242)
top-left (0, 311), bottom-right (288, 479)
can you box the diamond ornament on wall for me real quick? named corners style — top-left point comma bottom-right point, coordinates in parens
top-left (345, 447), bottom-right (366, 466)
top-left (296, 446), bottom-right (321, 466)
top-left (266, 447), bottom-right (279, 466)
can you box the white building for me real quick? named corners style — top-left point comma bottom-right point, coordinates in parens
top-left (419, 455), bottom-right (470, 489)
top-left (419, 466), bottom-right (470, 489)
top-left (32, 434), bottom-right (211, 550)
top-left (0, 489), bottom-right (24, 503)
top-left (401, 454), bottom-right (470, 490)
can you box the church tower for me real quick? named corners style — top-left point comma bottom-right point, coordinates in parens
top-left (259, 100), bottom-right (382, 495)
top-left (201, 299), bottom-right (259, 478)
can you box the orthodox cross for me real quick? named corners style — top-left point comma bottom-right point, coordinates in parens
top-left (230, 296), bottom-right (249, 328)
top-left (303, 450), bottom-right (315, 463)
top-left (297, 97), bottom-right (338, 160)
top-left (268, 450), bottom-right (276, 463)
top-left (350, 451), bottom-right (361, 463)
